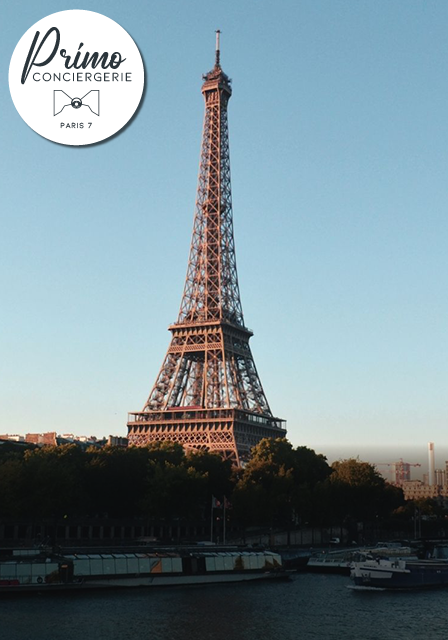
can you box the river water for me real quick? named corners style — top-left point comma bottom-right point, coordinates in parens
top-left (3, 573), bottom-right (448, 640)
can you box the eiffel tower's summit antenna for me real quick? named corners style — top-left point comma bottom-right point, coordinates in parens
top-left (216, 29), bottom-right (220, 66)
top-left (127, 35), bottom-right (286, 465)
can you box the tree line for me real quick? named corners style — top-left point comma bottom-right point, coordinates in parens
top-left (0, 438), bottom-right (407, 532)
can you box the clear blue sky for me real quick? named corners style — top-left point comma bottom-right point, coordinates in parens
top-left (1, 1), bottom-right (447, 470)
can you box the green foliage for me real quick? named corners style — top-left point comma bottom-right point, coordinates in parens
top-left (319, 458), bottom-right (405, 524)
top-left (232, 438), bottom-right (331, 528)
top-left (294, 446), bottom-right (332, 486)
top-left (0, 438), bottom-right (406, 531)
top-left (185, 450), bottom-right (233, 502)
top-left (146, 441), bottom-right (186, 467)
top-left (0, 440), bottom-right (233, 524)
top-left (21, 445), bottom-right (85, 518)
top-left (84, 445), bottom-right (153, 518)
top-left (143, 462), bottom-right (207, 520)
top-left (330, 458), bottom-right (385, 487)
top-left (0, 458), bottom-right (27, 518)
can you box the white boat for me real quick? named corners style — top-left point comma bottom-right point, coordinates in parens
top-left (350, 544), bottom-right (448, 590)
top-left (350, 557), bottom-right (448, 589)
top-left (0, 548), bottom-right (287, 592)
top-left (307, 543), bottom-right (416, 575)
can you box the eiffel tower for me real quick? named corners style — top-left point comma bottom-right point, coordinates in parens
top-left (127, 33), bottom-right (286, 465)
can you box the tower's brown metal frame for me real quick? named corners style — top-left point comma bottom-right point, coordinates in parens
top-left (127, 34), bottom-right (286, 465)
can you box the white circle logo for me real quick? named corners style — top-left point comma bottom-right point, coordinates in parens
top-left (9, 10), bottom-right (144, 146)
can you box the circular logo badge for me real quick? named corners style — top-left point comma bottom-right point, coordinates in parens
top-left (9, 10), bottom-right (144, 146)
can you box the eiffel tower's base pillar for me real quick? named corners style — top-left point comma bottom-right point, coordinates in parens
top-left (127, 408), bottom-right (286, 467)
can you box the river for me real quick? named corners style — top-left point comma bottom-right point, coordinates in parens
top-left (3, 573), bottom-right (448, 640)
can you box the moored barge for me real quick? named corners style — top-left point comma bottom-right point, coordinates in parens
top-left (0, 547), bottom-right (287, 593)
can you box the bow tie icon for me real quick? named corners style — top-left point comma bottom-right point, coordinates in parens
top-left (53, 90), bottom-right (100, 116)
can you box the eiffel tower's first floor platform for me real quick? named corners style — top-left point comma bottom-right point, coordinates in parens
top-left (127, 407), bottom-right (286, 466)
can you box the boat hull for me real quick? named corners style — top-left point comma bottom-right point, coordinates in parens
top-left (0, 570), bottom-right (287, 593)
top-left (306, 560), bottom-right (352, 575)
top-left (351, 560), bottom-right (448, 590)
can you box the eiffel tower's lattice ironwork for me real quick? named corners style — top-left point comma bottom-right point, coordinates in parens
top-left (127, 33), bottom-right (286, 465)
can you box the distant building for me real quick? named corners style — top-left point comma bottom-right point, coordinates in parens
top-left (0, 432), bottom-right (114, 449)
top-left (435, 469), bottom-right (446, 487)
top-left (0, 434), bottom-right (25, 442)
top-left (393, 460), bottom-right (411, 484)
top-left (107, 435), bottom-right (128, 447)
top-left (428, 442), bottom-right (435, 486)
top-left (25, 432), bottom-right (57, 446)
top-left (401, 480), bottom-right (445, 500)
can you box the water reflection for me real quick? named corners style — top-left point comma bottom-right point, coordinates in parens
top-left (4, 574), bottom-right (448, 640)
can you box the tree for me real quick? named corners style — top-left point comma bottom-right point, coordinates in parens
top-left (21, 444), bottom-right (84, 519)
top-left (0, 458), bottom-right (26, 518)
top-left (143, 462), bottom-right (207, 521)
top-left (232, 438), bottom-right (331, 529)
top-left (84, 445), bottom-right (152, 518)
top-left (185, 449), bottom-right (233, 503)
top-left (330, 458), bottom-right (384, 487)
top-left (323, 458), bottom-right (404, 524)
